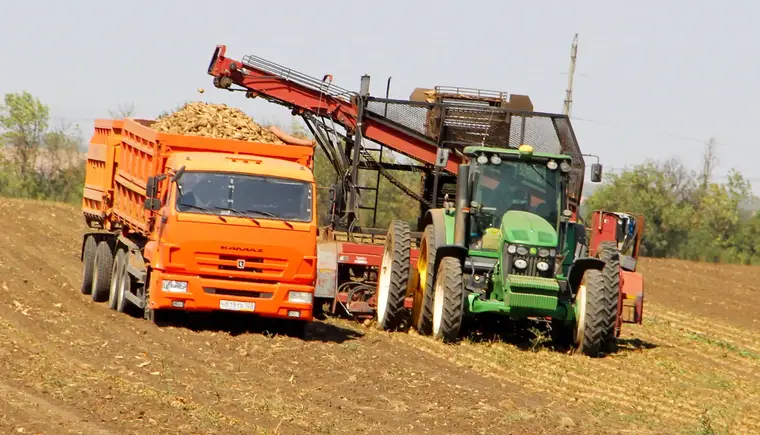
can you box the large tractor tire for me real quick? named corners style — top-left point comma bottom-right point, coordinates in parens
top-left (108, 249), bottom-right (126, 310)
top-left (375, 220), bottom-right (411, 331)
top-left (91, 241), bottom-right (113, 303)
top-left (412, 224), bottom-right (437, 335)
top-left (575, 268), bottom-right (617, 357)
top-left (597, 241), bottom-right (621, 353)
top-left (80, 236), bottom-right (97, 295)
top-left (431, 257), bottom-right (465, 343)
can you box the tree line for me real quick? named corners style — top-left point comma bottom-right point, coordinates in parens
top-left (2, 91), bottom-right (758, 264)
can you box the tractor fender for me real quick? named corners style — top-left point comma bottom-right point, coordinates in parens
top-left (422, 209), bottom-right (448, 249)
top-left (567, 257), bottom-right (606, 292)
top-left (433, 245), bottom-right (468, 275)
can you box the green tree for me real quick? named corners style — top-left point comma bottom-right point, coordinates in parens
top-left (0, 91), bottom-right (85, 204)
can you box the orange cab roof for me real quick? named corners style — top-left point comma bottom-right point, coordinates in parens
top-left (166, 151), bottom-right (314, 182)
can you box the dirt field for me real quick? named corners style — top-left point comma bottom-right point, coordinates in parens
top-left (0, 198), bottom-right (757, 435)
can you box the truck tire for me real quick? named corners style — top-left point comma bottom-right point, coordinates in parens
top-left (577, 269), bottom-right (616, 357)
top-left (413, 224), bottom-right (437, 335)
top-left (108, 249), bottom-right (125, 310)
top-left (114, 250), bottom-right (131, 313)
top-left (597, 241), bottom-right (621, 354)
top-left (91, 241), bottom-right (113, 303)
top-left (80, 236), bottom-right (97, 295)
top-left (375, 220), bottom-right (411, 332)
top-left (431, 257), bottom-right (465, 343)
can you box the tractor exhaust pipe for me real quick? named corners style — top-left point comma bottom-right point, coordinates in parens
top-left (454, 164), bottom-right (469, 247)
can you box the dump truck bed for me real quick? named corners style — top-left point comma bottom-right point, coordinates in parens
top-left (82, 118), bottom-right (314, 235)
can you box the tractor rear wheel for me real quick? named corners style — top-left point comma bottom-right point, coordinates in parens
top-left (413, 224), bottom-right (437, 335)
top-left (576, 268), bottom-right (617, 357)
top-left (432, 257), bottom-right (465, 343)
top-left (80, 236), bottom-right (97, 295)
top-left (375, 220), bottom-right (411, 331)
top-left (91, 241), bottom-right (113, 303)
top-left (597, 241), bottom-right (621, 353)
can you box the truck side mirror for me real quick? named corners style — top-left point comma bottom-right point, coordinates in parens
top-left (590, 163), bottom-right (603, 183)
top-left (435, 148), bottom-right (450, 168)
top-left (144, 198), bottom-right (162, 211)
top-left (145, 176), bottom-right (158, 198)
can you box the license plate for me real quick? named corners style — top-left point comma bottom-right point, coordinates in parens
top-left (219, 300), bottom-right (256, 312)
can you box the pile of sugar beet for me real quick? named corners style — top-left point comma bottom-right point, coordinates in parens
top-left (152, 102), bottom-right (308, 145)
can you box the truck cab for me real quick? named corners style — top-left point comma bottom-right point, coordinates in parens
top-left (147, 151), bottom-right (318, 321)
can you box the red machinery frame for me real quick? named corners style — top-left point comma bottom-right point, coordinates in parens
top-left (207, 44), bottom-right (588, 320)
top-left (589, 210), bottom-right (645, 336)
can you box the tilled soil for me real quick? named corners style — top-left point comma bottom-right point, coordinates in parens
top-left (0, 198), bottom-right (758, 434)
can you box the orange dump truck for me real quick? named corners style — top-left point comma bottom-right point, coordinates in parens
top-left (79, 118), bottom-right (317, 335)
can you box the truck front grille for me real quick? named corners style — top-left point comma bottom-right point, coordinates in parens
top-left (195, 252), bottom-right (288, 280)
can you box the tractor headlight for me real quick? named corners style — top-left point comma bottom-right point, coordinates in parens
top-left (560, 161), bottom-right (572, 173)
top-left (538, 248), bottom-right (550, 257)
top-left (507, 244), bottom-right (517, 254)
top-left (550, 248), bottom-right (556, 257)
top-left (490, 154), bottom-right (502, 165)
top-left (547, 160), bottom-right (558, 170)
top-left (477, 154), bottom-right (488, 164)
top-left (536, 261), bottom-right (550, 272)
top-left (514, 259), bottom-right (528, 269)
top-left (516, 245), bottom-right (529, 256)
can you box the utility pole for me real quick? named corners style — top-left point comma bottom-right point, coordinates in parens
top-left (563, 33), bottom-right (579, 117)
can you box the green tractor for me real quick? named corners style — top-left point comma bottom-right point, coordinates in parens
top-left (375, 144), bottom-right (621, 357)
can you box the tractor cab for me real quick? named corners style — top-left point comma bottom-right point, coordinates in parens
top-left (463, 144), bottom-right (573, 281)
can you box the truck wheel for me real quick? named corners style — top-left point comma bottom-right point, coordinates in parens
top-left (576, 269), bottom-right (616, 357)
top-left (431, 257), bottom-right (465, 343)
top-left (108, 250), bottom-right (125, 310)
top-left (375, 220), bottom-right (411, 332)
top-left (597, 241), bottom-right (621, 353)
top-left (115, 252), bottom-right (131, 313)
top-left (91, 241), bottom-right (113, 303)
top-left (80, 236), bottom-right (97, 295)
top-left (413, 224), bottom-right (437, 335)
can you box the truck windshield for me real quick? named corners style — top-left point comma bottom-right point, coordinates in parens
top-left (175, 171), bottom-right (313, 222)
top-left (471, 160), bottom-right (561, 229)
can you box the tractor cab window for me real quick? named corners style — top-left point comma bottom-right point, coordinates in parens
top-left (469, 160), bottom-right (561, 249)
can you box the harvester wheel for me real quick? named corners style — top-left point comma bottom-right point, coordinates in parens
top-left (91, 241), bottom-right (113, 303)
top-left (431, 257), bottom-right (465, 343)
top-left (80, 236), bottom-right (97, 295)
top-left (375, 220), bottom-right (411, 331)
top-left (597, 241), bottom-right (621, 353)
top-left (108, 249), bottom-right (125, 310)
top-left (576, 269), bottom-right (616, 357)
top-left (413, 224), bottom-right (437, 335)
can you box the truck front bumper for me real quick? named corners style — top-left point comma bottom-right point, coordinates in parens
top-left (149, 271), bottom-right (314, 321)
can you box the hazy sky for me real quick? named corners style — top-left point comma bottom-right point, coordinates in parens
top-left (2, 0), bottom-right (757, 188)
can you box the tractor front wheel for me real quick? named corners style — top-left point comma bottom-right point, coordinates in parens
top-left (575, 268), bottom-right (617, 357)
top-left (597, 241), bottom-right (621, 353)
top-left (431, 257), bottom-right (465, 343)
top-left (375, 220), bottom-right (411, 331)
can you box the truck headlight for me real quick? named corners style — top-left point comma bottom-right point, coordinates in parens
top-left (288, 291), bottom-right (313, 304)
top-left (162, 280), bottom-right (188, 293)
top-left (536, 261), bottom-right (550, 272)
top-left (514, 259), bottom-right (528, 269)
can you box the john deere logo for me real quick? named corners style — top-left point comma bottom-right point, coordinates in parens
top-left (529, 247), bottom-right (537, 255)
top-left (237, 259), bottom-right (246, 269)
